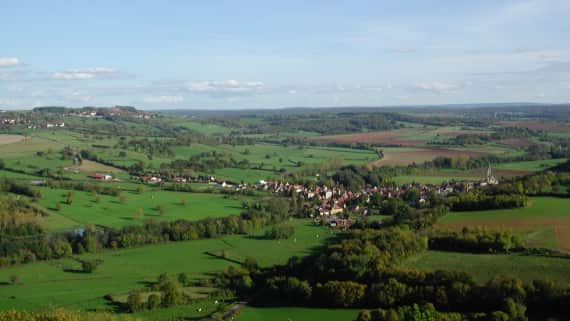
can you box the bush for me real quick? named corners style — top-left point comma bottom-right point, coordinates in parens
top-left (264, 224), bottom-right (295, 240)
top-left (10, 274), bottom-right (20, 285)
top-left (126, 292), bottom-right (144, 312)
top-left (147, 293), bottom-right (161, 310)
top-left (81, 259), bottom-right (101, 273)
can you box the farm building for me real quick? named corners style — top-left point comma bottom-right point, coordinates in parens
top-left (88, 173), bottom-right (113, 181)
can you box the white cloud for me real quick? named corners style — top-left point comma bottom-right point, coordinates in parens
top-left (0, 57), bottom-right (22, 67)
top-left (414, 81), bottom-right (459, 93)
top-left (52, 72), bottom-right (95, 80)
top-left (143, 95), bottom-right (184, 104)
top-left (188, 80), bottom-right (263, 97)
top-left (66, 67), bottom-right (117, 73)
top-left (50, 67), bottom-right (118, 80)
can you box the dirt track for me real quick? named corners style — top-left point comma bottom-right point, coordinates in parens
top-left (0, 134), bottom-right (26, 145)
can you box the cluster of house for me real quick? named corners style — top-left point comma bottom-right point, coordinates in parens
top-left (45, 122), bottom-right (65, 128)
top-left (0, 114), bottom-right (67, 129)
top-left (68, 107), bottom-right (155, 119)
top-left (257, 177), bottom-right (482, 219)
top-left (138, 174), bottom-right (251, 190)
top-left (71, 111), bottom-right (100, 118)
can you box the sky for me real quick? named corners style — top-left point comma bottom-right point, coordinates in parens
top-left (1, 0), bottom-right (570, 109)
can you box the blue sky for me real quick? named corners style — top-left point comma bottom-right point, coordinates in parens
top-left (1, 0), bottom-right (569, 109)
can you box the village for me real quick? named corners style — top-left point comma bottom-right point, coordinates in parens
top-left (85, 163), bottom-right (499, 229)
top-left (0, 106), bottom-right (155, 130)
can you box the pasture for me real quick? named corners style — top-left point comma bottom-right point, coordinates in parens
top-left (36, 187), bottom-right (249, 230)
top-left (373, 147), bottom-right (491, 166)
top-left (436, 197), bottom-right (570, 252)
top-left (237, 307), bottom-right (359, 321)
top-left (0, 220), bottom-right (331, 311)
top-left (402, 251), bottom-right (570, 285)
top-left (494, 158), bottom-right (568, 171)
top-left (310, 126), bottom-right (493, 147)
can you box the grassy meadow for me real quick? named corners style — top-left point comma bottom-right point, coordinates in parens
top-left (402, 251), bottom-right (570, 285)
top-left (437, 197), bottom-right (570, 251)
top-left (237, 307), bottom-right (360, 321)
top-left (0, 220), bottom-right (331, 311)
top-left (35, 187), bottom-right (250, 231)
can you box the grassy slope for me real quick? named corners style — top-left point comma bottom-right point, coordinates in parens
top-left (0, 220), bottom-right (331, 311)
top-left (36, 187), bottom-right (249, 230)
top-left (402, 251), bottom-right (570, 285)
top-left (237, 307), bottom-right (359, 321)
top-left (494, 158), bottom-right (568, 171)
top-left (439, 197), bottom-right (570, 223)
top-left (437, 197), bottom-right (570, 250)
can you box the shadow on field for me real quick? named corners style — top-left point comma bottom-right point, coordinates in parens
top-left (204, 251), bottom-right (243, 266)
top-left (62, 268), bottom-right (89, 274)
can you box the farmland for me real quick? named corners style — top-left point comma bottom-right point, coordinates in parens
top-left (35, 187), bottom-right (250, 231)
top-left (2, 105), bottom-right (570, 320)
top-left (436, 197), bottom-right (570, 251)
top-left (0, 220), bottom-right (332, 311)
top-left (237, 307), bottom-right (359, 321)
top-left (402, 251), bottom-right (570, 285)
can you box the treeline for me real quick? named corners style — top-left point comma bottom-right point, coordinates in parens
top-left (433, 127), bottom-right (542, 146)
top-left (0, 178), bottom-right (42, 199)
top-left (332, 164), bottom-right (394, 191)
top-left (46, 180), bottom-right (123, 196)
top-left (0, 309), bottom-right (138, 321)
top-left (488, 170), bottom-right (570, 196)
top-left (429, 227), bottom-right (524, 253)
top-left (446, 192), bottom-right (527, 211)
top-left (205, 112), bottom-right (403, 135)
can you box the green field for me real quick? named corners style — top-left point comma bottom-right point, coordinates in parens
top-left (402, 251), bottom-right (570, 285)
top-left (0, 220), bottom-right (332, 311)
top-left (437, 197), bottom-right (570, 251)
top-left (440, 197), bottom-right (570, 223)
top-left (35, 187), bottom-right (250, 230)
top-left (237, 307), bottom-right (359, 321)
top-left (495, 158), bottom-right (568, 171)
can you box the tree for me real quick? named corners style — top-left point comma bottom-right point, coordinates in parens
top-left (147, 293), bottom-right (161, 310)
top-left (180, 198), bottom-right (187, 207)
top-left (126, 292), bottom-right (144, 312)
top-left (137, 185), bottom-right (145, 194)
top-left (66, 191), bottom-right (74, 205)
top-left (81, 260), bottom-right (98, 273)
top-left (243, 257), bottom-right (259, 271)
top-left (119, 194), bottom-right (128, 204)
top-left (161, 281), bottom-right (182, 306)
top-left (178, 273), bottom-right (190, 286)
top-left (10, 274), bottom-right (20, 285)
top-left (156, 204), bottom-right (165, 216)
top-left (158, 272), bottom-right (169, 285)
top-left (133, 208), bottom-right (144, 220)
